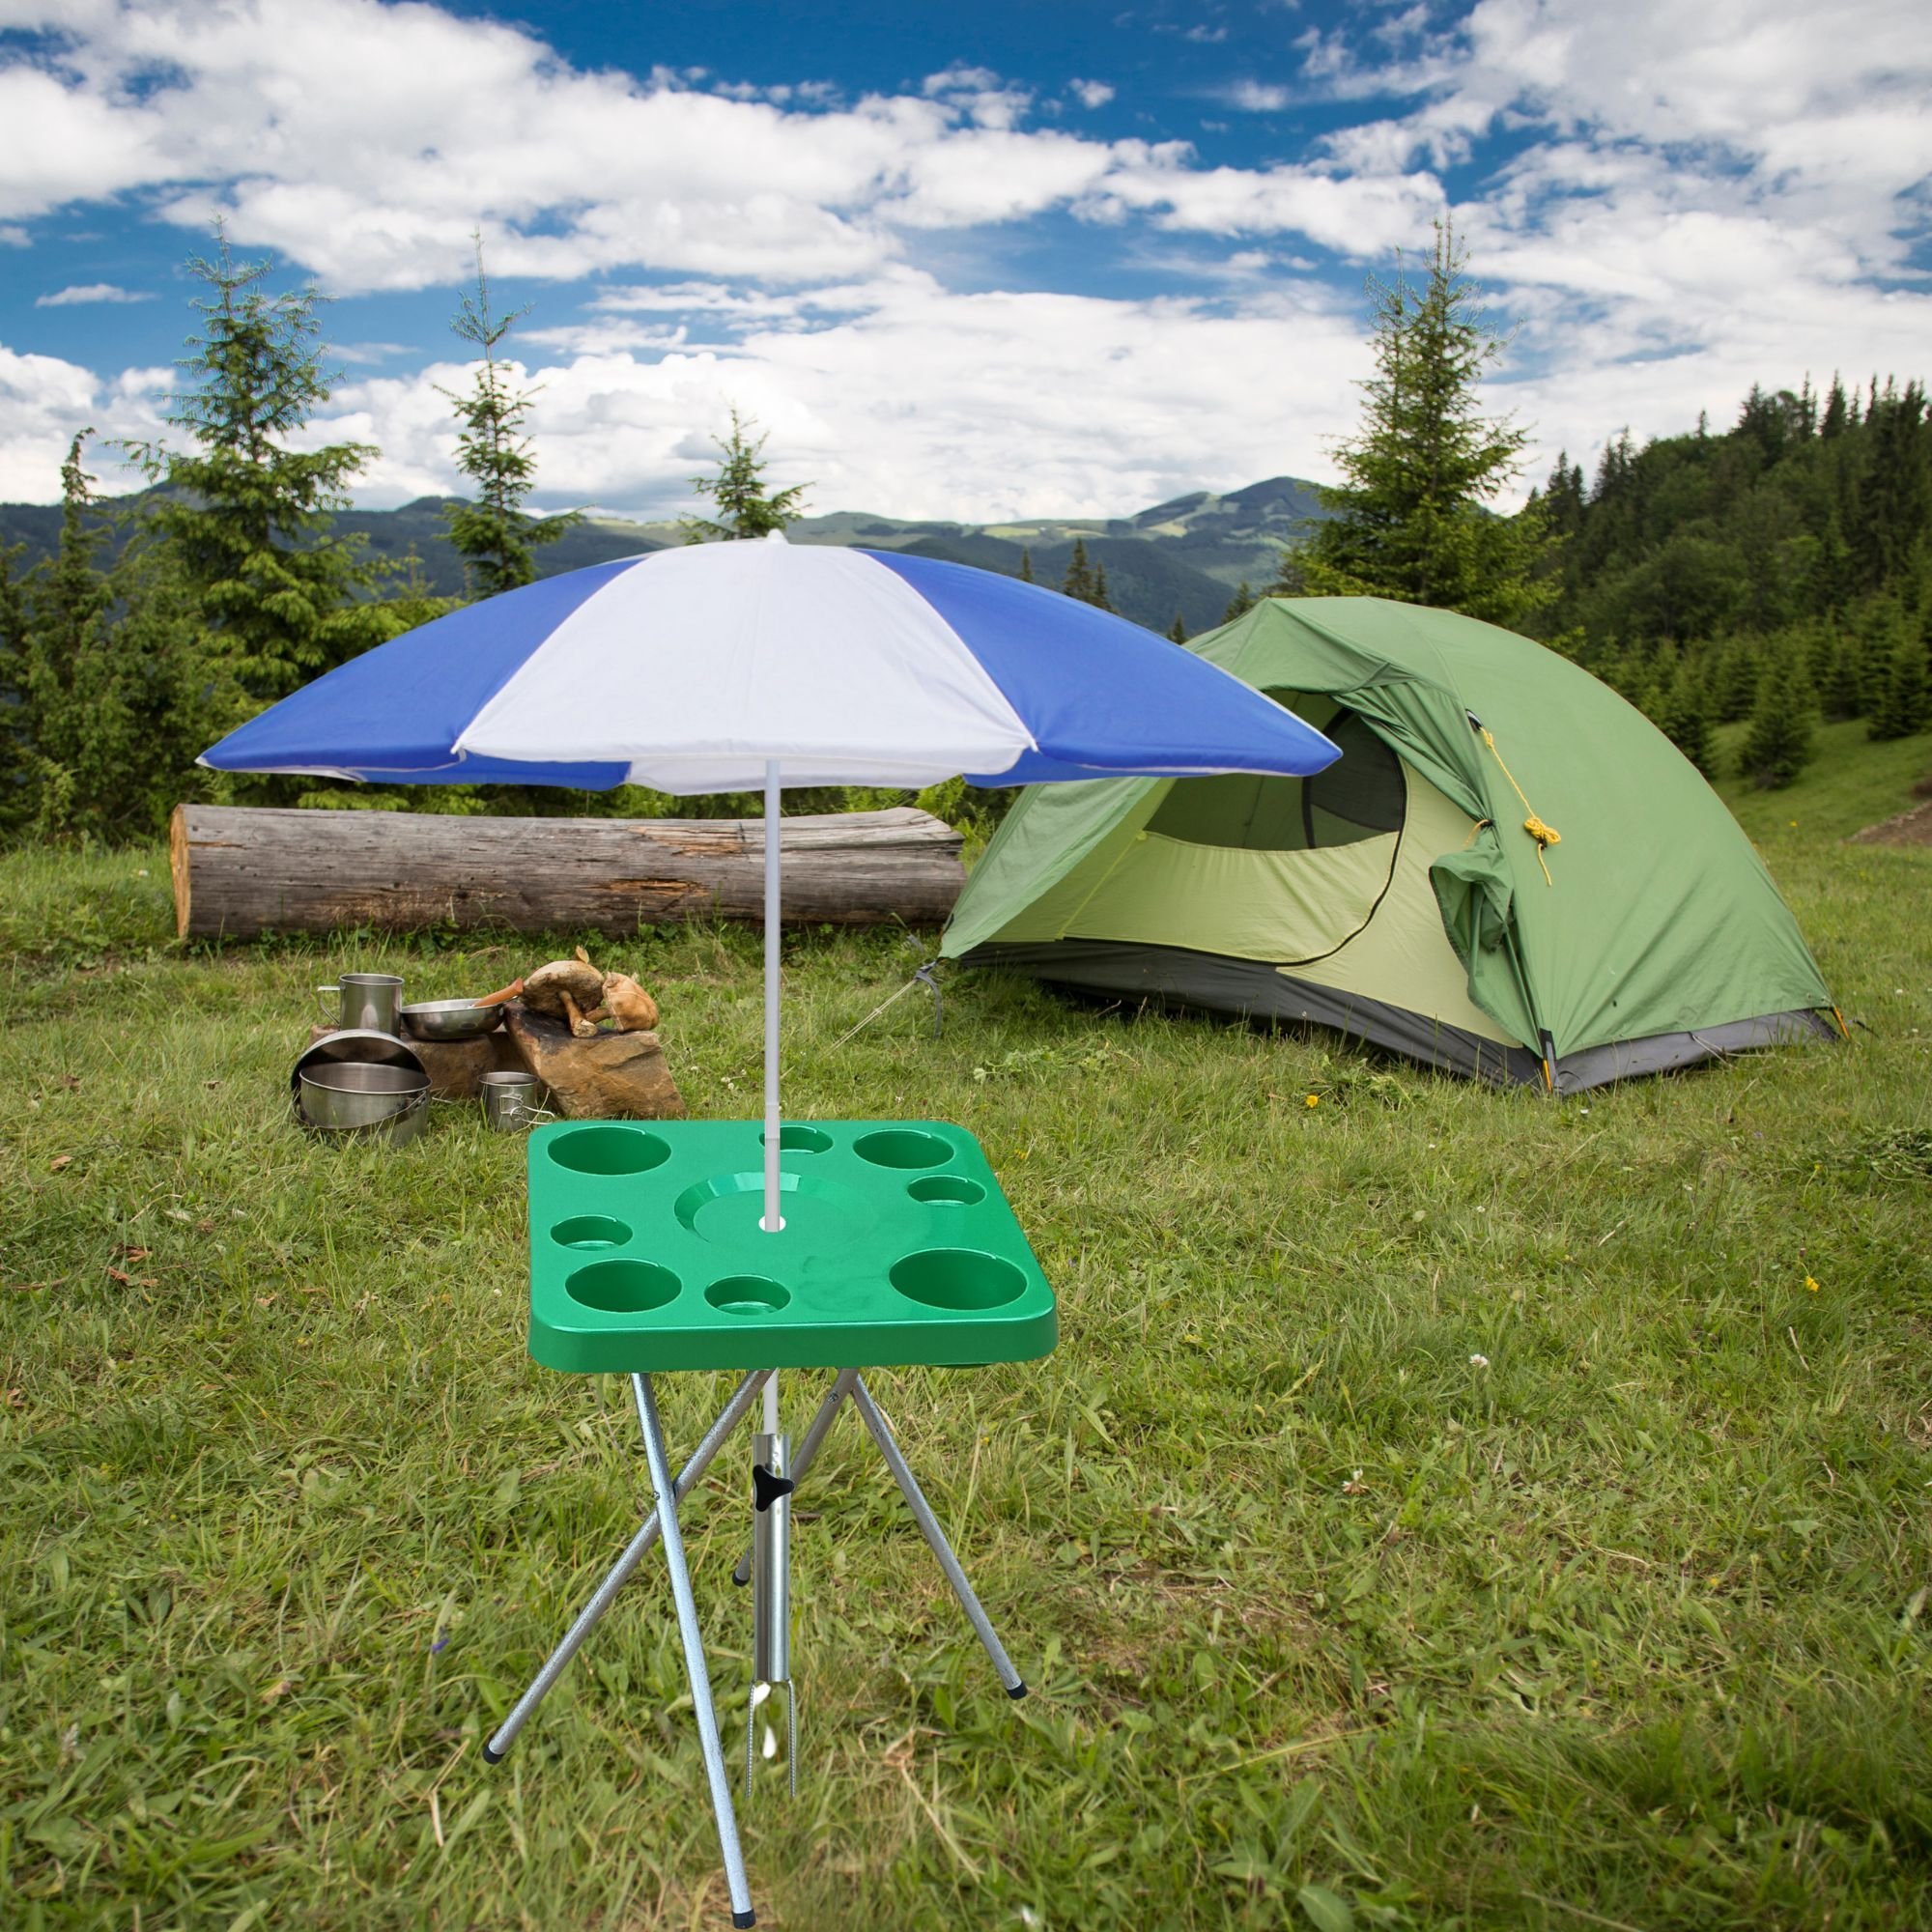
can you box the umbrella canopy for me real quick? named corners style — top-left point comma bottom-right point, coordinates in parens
top-left (204, 535), bottom-right (1338, 1260)
top-left (200, 536), bottom-right (1339, 792)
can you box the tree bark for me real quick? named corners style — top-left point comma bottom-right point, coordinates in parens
top-left (170, 804), bottom-right (965, 941)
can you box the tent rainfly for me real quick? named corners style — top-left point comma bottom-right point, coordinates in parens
top-left (942, 597), bottom-right (1843, 1094)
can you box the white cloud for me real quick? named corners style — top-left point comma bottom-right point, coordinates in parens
top-left (0, 1), bottom-right (1438, 292)
top-left (253, 275), bottom-right (1377, 523)
top-left (0, 0), bottom-right (1926, 530)
top-left (0, 344), bottom-right (172, 497)
top-left (1227, 79), bottom-right (1292, 112)
top-left (36, 281), bottom-right (153, 305)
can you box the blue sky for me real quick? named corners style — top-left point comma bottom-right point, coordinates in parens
top-left (1, 0), bottom-right (1927, 519)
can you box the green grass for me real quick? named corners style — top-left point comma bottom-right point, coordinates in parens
top-left (2, 730), bottom-right (1929, 1931)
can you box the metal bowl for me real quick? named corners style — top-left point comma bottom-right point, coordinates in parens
top-left (298, 1061), bottom-right (430, 1131)
top-left (401, 997), bottom-right (505, 1041)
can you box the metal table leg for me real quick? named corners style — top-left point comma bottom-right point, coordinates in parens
top-left (636, 1373), bottom-right (757, 1929)
top-left (850, 1376), bottom-right (1027, 1700)
top-left (486, 1369), bottom-right (771, 1763)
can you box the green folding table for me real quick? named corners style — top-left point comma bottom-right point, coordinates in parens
top-left (486, 1117), bottom-right (1056, 1927)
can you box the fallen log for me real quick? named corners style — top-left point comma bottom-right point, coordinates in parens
top-left (171, 803), bottom-right (965, 941)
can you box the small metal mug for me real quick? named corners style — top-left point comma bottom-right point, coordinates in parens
top-left (318, 973), bottom-right (405, 1035)
top-left (480, 1069), bottom-right (542, 1131)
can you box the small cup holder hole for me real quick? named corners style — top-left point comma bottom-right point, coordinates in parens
top-left (760, 1124), bottom-right (833, 1154)
top-left (908, 1176), bottom-right (985, 1207)
top-left (566, 1259), bottom-right (680, 1313)
top-left (854, 1129), bottom-right (952, 1171)
top-left (705, 1276), bottom-right (791, 1316)
top-left (889, 1248), bottom-right (1026, 1311)
top-left (548, 1127), bottom-right (671, 1176)
top-left (553, 1215), bottom-right (632, 1250)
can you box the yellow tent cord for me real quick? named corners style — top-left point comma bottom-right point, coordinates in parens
top-left (1480, 727), bottom-right (1560, 885)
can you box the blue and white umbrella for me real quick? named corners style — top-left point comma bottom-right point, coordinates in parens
top-left (204, 534), bottom-right (1338, 1233)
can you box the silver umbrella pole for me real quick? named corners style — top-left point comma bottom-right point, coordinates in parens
top-left (761, 759), bottom-right (783, 1244)
top-left (753, 762), bottom-right (792, 1793)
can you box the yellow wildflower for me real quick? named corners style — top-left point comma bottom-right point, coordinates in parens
top-left (1804, 1274), bottom-right (1820, 1293)
top-left (1305, 1094), bottom-right (1321, 1108)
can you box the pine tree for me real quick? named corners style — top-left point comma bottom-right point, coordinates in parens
top-left (1278, 219), bottom-right (1555, 627)
top-left (1166, 611), bottom-right (1189, 644)
top-left (1738, 647), bottom-right (1818, 788)
top-left (19, 432), bottom-right (219, 838)
top-left (440, 240), bottom-right (582, 598)
top-left (1018, 548), bottom-right (1035, 583)
top-left (123, 231), bottom-right (385, 705)
top-left (683, 409), bottom-right (809, 541)
top-left (1655, 656), bottom-right (1716, 776)
top-left (1710, 637), bottom-right (1760, 723)
top-left (1868, 624), bottom-right (1931, 741)
top-left (1820, 375), bottom-right (1849, 439)
top-left (0, 538), bottom-right (29, 830)
top-left (1222, 581), bottom-right (1256, 624)
top-left (1091, 559), bottom-right (1115, 613)
top-left (1061, 537), bottom-right (1096, 603)
top-left (1853, 380), bottom-right (1929, 591)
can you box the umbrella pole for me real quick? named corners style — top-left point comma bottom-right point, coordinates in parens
top-left (761, 761), bottom-right (782, 1436)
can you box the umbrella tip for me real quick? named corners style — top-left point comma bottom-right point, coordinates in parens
top-left (763, 527), bottom-right (788, 543)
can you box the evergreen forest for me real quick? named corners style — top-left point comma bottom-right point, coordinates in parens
top-left (1534, 376), bottom-right (1932, 777)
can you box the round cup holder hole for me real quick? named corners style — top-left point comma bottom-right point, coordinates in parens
top-left (566, 1259), bottom-right (680, 1314)
top-left (889, 1248), bottom-right (1026, 1311)
top-left (854, 1129), bottom-right (952, 1171)
top-left (908, 1176), bottom-right (985, 1207)
top-left (552, 1215), bottom-right (632, 1250)
top-left (705, 1276), bottom-right (791, 1316)
top-left (548, 1127), bottom-right (671, 1176)
top-left (760, 1124), bottom-right (833, 1154)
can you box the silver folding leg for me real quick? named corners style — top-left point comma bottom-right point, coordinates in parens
top-left (635, 1373), bottom-right (757, 1929)
top-left (485, 1369), bottom-right (771, 1763)
top-left (849, 1376), bottom-right (1027, 1700)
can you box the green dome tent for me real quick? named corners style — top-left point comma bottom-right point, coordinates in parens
top-left (943, 597), bottom-right (1842, 1093)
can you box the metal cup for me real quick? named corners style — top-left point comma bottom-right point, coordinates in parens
top-left (318, 973), bottom-right (404, 1034)
top-left (480, 1068), bottom-right (541, 1131)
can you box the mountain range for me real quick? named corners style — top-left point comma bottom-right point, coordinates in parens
top-left (0, 475), bottom-right (1328, 638)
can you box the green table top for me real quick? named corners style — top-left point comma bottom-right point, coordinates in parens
top-left (526, 1119), bottom-right (1058, 1374)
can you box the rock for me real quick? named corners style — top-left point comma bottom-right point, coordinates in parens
top-left (502, 1002), bottom-right (685, 1121)
top-left (305, 1023), bottom-right (525, 1101)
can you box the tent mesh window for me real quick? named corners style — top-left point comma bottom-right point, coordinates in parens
top-left (1147, 696), bottom-right (1406, 852)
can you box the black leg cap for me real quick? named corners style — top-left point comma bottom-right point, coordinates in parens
top-left (481, 1743), bottom-right (504, 1764)
top-left (1007, 1682), bottom-right (1030, 1701)
top-left (732, 1913), bottom-right (756, 1927)
top-left (731, 1569), bottom-right (750, 1588)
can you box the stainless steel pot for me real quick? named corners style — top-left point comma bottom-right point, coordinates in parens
top-left (291, 1028), bottom-right (431, 1145)
top-left (298, 1061), bottom-right (429, 1132)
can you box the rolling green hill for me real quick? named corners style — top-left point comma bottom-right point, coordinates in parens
top-left (0, 475), bottom-right (1326, 638)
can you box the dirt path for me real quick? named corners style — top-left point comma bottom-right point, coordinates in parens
top-left (1848, 797), bottom-right (1932, 845)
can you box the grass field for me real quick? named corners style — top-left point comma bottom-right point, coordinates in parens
top-left (3, 721), bottom-right (1929, 1931)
